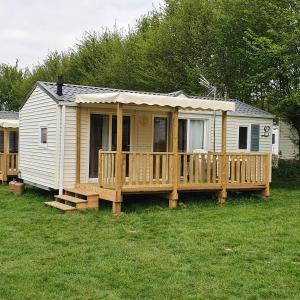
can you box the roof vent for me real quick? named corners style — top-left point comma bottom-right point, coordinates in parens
top-left (56, 76), bottom-right (64, 96)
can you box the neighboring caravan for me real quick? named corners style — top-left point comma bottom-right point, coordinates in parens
top-left (0, 111), bottom-right (19, 182)
top-left (20, 81), bottom-right (273, 214)
top-left (278, 120), bottom-right (299, 160)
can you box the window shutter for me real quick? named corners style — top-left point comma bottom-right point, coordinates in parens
top-left (251, 124), bottom-right (260, 152)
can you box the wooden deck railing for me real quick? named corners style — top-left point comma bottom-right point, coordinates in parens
top-left (178, 153), bottom-right (221, 188)
top-left (0, 153), bottom-right (18, 177)
top-left (99, 151), bottom-right (174, 188)
top-left (226, 153), bottom-right (268, 186)
top-left (7, 153), bottom-right (18, 175)
top-left (99, 150), bottom-right (270, 191)
top-left (123, 151), bottom-right (174, 187)
top-left (99, 151), bottom-right (117, 187)
top-left (0, 153), bottom-right (4, 174)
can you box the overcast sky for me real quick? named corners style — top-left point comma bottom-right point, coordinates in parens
top-left (0, 0), bottom-right (164, 69)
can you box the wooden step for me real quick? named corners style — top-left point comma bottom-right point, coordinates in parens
top-left (45, 201), bottom-right (77, 212)
top-left (55, 194), bottom-right (87, 204)
top-left (64, 187), bottom-right (98, 197)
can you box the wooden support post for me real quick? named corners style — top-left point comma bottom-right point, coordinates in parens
top-left (114, 103), bottom-right (123, 215)
top-left (221, 111), bottom-right (227, 154)
top-left (169, 107), bottom-right (179, 208)
top-left (260, 153), bottom-right (271, 199)
top-left (113, 201), bottom-right (122, 215)
top-left (218, 111), bottom-right (228, 204)
top-left (3, 128), bottom-right (9, 182)
top-left (76, 106), bottom-right (81, 184)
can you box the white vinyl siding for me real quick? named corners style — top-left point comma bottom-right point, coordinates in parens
top-left (279, 121), bottom-right (299, 159)
top-left (209, 114), bottom-right (272, 153)
top-left (63, 106), bottom-right (77, 188)
top-left (19, 87), bottom-right (59, 189)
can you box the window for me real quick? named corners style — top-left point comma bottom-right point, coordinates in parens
top-left (189, 119), bottom-right (205, 151)
top-left (179, 118), bottom-right (206, 152)
top-left (238, 124), bottom-right (260, 152)
top-left (9, 131), bottom-right (18, 153)
top-left (0, 131), bottom-right (3, 153)
top-left (153, 117), bottom-right (168, 152)
top-left (238, 126), bottom-right (248, 150)
top-left (272, 133), bottom-right (275, 145)
top-left (178, 119), bottom-right (187, 152)
top-left (40, 127), bottom-right (48, 144)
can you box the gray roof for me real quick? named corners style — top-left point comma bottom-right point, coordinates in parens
top-left (38, 81), bottom-right (273, 118)
top-left (0, 111), bottom-right (19, 120)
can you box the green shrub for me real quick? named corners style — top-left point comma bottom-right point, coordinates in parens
top-left (273, 160), bottom-right (300, 179)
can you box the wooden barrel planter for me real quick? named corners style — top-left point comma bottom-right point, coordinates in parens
top-left (14, 182), bottom-right (25, 196)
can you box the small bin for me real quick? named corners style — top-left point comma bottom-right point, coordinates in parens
top-left (9, 180), bottom-right (17, 193)
top-left (14, 182), bottom-right (25, 196)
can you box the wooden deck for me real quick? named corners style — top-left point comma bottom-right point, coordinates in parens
top-left (69, 150), bottom-right (271, 215)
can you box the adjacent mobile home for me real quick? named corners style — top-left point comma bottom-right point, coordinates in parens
top-left (0, 111), bottom-right (19, 182)
top-left (19, 80), bottom-right (273, 214)
top-left (278, 120), bottom-right (299, 160)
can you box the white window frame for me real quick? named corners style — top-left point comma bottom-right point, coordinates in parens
top-left (237, 124), bottom-right (251, 152)
top-left (39, 125), bottom-right (48, 148)
top-left (179, 116), bottom-right (209, 152)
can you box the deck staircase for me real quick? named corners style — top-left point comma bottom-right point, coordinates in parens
top-left (45, 187), bottom-right (99, 213)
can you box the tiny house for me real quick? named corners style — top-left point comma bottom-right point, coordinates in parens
top-left (0, 111), bottom-right (19, 182)
top-left (19, 80), bottom-right (273, 214)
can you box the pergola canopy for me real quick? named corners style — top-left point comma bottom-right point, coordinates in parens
top-left (0, 119), bottom-right (19, 128)
top-left (75, 92), bottom-right (235, 112)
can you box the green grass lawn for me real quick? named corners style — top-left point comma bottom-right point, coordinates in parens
top-left (0, 183), bottom-right (299, 300)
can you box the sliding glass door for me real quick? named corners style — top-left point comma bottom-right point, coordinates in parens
top-left (89, 114), bottom-right (131, 178)
top-left (111, 116), bottom-right (131, 152)
top-left (178, 118), bottom-right (206, 152)
top-left (89, 114), bottom-right (109, 178)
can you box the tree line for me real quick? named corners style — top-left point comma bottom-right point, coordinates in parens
top-left (0, 0), bottom-right (299, 151)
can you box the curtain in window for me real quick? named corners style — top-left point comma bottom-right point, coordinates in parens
top-left (189, 120), bottom-right (204, 151)
top-left (101, 116), bottom-right (109, 151)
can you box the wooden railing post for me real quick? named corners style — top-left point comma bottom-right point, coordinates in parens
top-left (114, 103), bottom-right (123, 215)
top-left (98, 149), bottom-right (103, 187)
top-left (218, 111), bottom-right (228, 203)
top-left (3, 128), bottom-right (9, 182)
top-left (169, 107), bottom-right (179, 208)
top-left (260, 153), bottom-right (271, 198)
top-left (76, 106), bottom-right (81, 184)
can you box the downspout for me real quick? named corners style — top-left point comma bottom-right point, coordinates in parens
top-left (59, 104), bottom-right (66, 194)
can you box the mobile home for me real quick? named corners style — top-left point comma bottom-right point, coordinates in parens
top-left (20, 80), bottom-right (273, 214)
